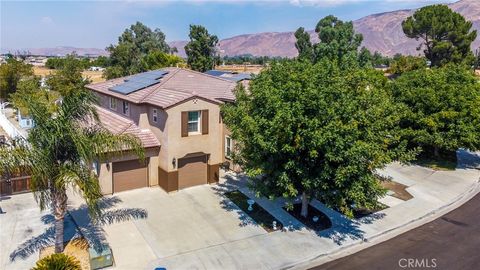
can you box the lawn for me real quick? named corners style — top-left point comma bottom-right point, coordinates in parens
top-left (283, 203), bottom-right (331, 231)
top-left (225, 190), bottom-right (282, 232)
top-left (414, 158), bottom-right (457, 171)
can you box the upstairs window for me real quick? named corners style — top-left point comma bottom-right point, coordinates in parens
top-left (152, 108), bottom-right (158, 123)
top-left (109, 97), bottom-right (117, 110)
top-left (122, 101), bottom-right (129, 116)
top-left (187, 111), bottom-right (201, 134)
top-left (225, 136), bottom-right (233, 158)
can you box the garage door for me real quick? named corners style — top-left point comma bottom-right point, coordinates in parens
top-left (178, 155), bottom-right (207, 189)
top-left (113, 159), bottom-right (147, 193)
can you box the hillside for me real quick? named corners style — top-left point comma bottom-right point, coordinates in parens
top-left (171, 0), bottom-right (480, 57)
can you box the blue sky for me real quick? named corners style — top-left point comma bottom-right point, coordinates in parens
top-left (1, 0), bottom-right (456, 50)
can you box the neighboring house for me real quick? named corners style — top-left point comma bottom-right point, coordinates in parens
top-left (86, 68), bottom-right (239, 194)
top-left (205, 70), bottom-right (251, 89)
top-left (16, 110), bottom-right (34, 129)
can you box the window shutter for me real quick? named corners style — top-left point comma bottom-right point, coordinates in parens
top-left (202, 110), bottom-right (209, 135)
top-left (181, 111), bottom-right (188, 137)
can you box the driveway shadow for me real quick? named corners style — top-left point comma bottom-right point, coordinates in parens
top-left (216, 172), bottom-right (387, 245)
top-left (9, 196), bottom-right (147, 261)
top-left (212, 173), bottom-right (261, 229)
top-left (9, 212), bottom-right (79, 261)
top-left (457, 149), bottom-right (480, 169)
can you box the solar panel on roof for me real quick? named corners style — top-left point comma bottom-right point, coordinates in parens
top-left (109, 69), bottom-right (168, 95)
top-left (205, 70), bottom-right (228, 77)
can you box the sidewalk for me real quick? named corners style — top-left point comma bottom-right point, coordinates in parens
top-left (146, 152), bottom-right (480, 270)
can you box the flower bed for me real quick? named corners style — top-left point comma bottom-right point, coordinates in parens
top-left (283, 203), bottom-right (332, 231)
top-left (225, 190), bottom-right (282, 232)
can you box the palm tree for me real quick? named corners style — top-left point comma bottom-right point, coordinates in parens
top-left (0, 56), bottom-right (144, 253)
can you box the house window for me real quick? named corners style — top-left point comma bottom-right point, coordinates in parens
top-left (109, 97), bottom-right (117, 110)
top-left (225, 136), bottom-right (233, 158)
top-left (188, 111), bottom-right (201, 133)
top-left (152, 108), bottom-right (158, 123)
top-left (92, 161), bottom-right (100, 176)
top-left (122, 101), bottom-right (129, 115)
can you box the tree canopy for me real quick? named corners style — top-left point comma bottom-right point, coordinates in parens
top-left (105, 22), bottom-right (171, 79)
top-left (391, 65), bottom-right (480, 157)
top-left (402, 5), bottom-right (477, 67)
top-left (388, 55), bottom-right (427, 75)
top-left (0, 57), bottom-right (34, 101)
top-left (294, 27), bottom-right (314, 61)
top-left (141, 51), bottom-right (185, 70)
top-left (222, 60), bottom-right (413, 217)
top-left (294, 15), bottom-right (363, 66)
top-left (184, 24), bottom-right (219, 72)
top-left (315, 15), bottom-right (363, 63)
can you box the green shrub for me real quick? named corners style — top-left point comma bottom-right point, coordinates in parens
top-left (32, 253), bottom-right (81, 270)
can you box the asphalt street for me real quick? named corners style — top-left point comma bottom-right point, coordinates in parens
top-left (312, 193), bottom-right (480, 270)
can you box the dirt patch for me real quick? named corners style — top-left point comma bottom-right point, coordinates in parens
top-left (216, 65), bottom-right (264, 74)
top-left (352, 203), bottom-right (388, 219)
top-left (225, 190), bottom-right (282, 232)
top-left (33, 66), bottom-right (105, 83)
top-left (39, 238), bottom-right (90, 270)
top-left (381, 181), bottom-right (413, 201)
top-left (283, 203), bottom-right (331, 231)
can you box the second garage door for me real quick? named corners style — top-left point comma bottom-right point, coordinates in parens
top-left (178, 155), bottom-right (207, 190)
top-left (113, 159), bottom-right (148, 193)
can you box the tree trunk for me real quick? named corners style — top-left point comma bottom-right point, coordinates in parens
top-left (53, 188), bottom-right (68, 253)
top-left (434, 146), bottom-right (440, 158)
top-left (301, 192), bottom-right (309, 218)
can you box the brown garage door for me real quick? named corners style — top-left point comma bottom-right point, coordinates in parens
top-left (113, 159), bottom-right (147, 193)
top-left (178, 155), bottom-right (207, 189)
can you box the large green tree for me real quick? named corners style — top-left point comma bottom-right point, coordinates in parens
top-left (294, 27), bottom-right (314, 61)
top-left (358, 47), bottom-right (373, 68)
top-left (0, 59), bottom-right (145, 253)
top-left (388, 55), bottom-right (427, 75)
top-left (391, 65), bottom-right (480, 158)
top-left (402, 5), bottom-right (477, 67)
top-left (184, 25), bottom-right (219, 72)
top-left (141, 51), bottom-right (185, 70)
top-left (0, 57), bottom-right (34, 101)
top-left (105, 22), bottom-right (170, 79)
top-left (314, 15), bottom-right (363, 63)
top-left (222, 60), bottom-right (412, 218)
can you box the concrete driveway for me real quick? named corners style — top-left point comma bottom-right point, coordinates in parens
top-left (0, 193), bottom-right (79, 270)
top-left (68, 181), bottom-right (268, 270)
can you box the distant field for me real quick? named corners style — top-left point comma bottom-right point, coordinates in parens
top-left (216, 65), bottom-right (264, 74)
top-left (33, 66), bottom-right (105, 83)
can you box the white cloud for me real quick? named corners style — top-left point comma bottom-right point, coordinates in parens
top-left (40, 16), bottom-right (54, 25)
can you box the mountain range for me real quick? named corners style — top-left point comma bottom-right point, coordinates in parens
top-left (171, 0), bottom-right (480, 58)
top-left (2, 0), bottom-right (479, 58)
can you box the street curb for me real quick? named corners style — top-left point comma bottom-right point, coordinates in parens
top-left (284, 175), bottom-right (480, 270)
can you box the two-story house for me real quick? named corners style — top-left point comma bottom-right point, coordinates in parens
top-left (86, 68), bottom-right (238, 194)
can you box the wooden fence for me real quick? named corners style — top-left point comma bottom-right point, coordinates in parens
top-left (0, 175), bottom-right (31, 196)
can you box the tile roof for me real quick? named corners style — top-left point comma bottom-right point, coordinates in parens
top-left (86, 68), bottom-right (237, 109)
top-left (205, 70), bottom-right (252, 82)
top-left (94, 106), bottom-right (160, 148)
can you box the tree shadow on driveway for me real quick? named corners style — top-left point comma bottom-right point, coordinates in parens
top-left (211, 173), bottom-right (261, 229)
top-left (215, 172), bottom-right (387, 245)
top-left (9, 196), bottom-right (147, 262)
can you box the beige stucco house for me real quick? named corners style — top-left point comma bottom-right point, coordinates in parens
top-left (86, 68), bottom-right (239, 194)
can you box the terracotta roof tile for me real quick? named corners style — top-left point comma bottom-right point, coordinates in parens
top-left (86, 68), bottom-right (237, 109)
top-left (95, 106), bottom-right (160, 148)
